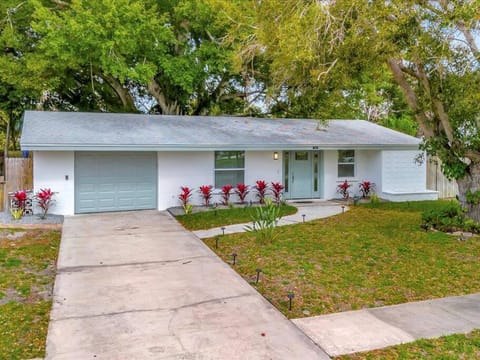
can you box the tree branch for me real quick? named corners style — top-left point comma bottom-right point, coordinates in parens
top-left (102, 74), bottom-right (137, 112)
top-left (457, 21), bottom-right (480, 61)
top-left (147, 78), bottom-right (181, 115)
top-left (387, 58), bottom-right (434, 138)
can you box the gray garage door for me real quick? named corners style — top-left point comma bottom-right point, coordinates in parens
top-left (75, 152), bottom-right (157, 214)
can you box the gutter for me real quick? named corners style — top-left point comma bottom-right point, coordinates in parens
top-left (20, 143), bottom-right (421, 151)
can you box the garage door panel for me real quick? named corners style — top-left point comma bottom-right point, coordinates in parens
top-left (75, 152), bottom-right (157, 214)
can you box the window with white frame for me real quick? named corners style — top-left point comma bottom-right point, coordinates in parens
top-left (214, 151), bottom-right (245, 188)
top-left (338, 150), bottom-right (355, 177)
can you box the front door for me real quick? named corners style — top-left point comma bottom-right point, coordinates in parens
top-left (291, 151), bottom-right (313, 198)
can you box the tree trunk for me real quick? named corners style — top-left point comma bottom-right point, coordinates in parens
top-left (457, 161), bottom-right (480, 223)
top-left (147, 79), bottom-right (182, 115)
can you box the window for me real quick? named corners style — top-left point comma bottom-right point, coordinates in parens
top-left (338, 150), bottom-right (355, 177)
top-left (295, 151), bottom-right (309, 161)
top-left (214, 151), bottom-right (245, 188)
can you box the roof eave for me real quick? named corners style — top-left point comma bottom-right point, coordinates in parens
top-left (21, 143), bottom-right (421, 151)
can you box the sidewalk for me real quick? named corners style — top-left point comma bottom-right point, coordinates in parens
top-left (194, 201), bottom-right (346, 238)
top-left (293, 292), bottom-right (480, 357)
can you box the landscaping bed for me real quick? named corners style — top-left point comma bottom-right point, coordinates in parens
top-left (203, 200), bottom-right (480, 318)
top-left (336, 329), bottom-right (480, 359)
top-left (0, 228), bottom-right (61, 359)
top-left (175, 204), bottom-right (297, 230)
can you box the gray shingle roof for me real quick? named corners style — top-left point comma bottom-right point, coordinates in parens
top-left (21, 111), bottom-right (421, 151)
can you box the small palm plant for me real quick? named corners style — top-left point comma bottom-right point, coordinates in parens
top-left (244, 198), bottom-right (281, 243)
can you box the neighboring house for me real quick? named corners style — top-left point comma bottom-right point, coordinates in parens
top-left (20, 111), bottom-right (438, 215)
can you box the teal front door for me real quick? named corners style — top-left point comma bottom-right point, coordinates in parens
top-left (291, 151), bottom-right (313, 198)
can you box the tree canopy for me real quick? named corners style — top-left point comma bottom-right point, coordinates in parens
top-left (1, 0), bottom-right (480, 219)
top-left (210, 0), bottom-right (480, 220)
top-left (0, 0), bottom-right (263, 151)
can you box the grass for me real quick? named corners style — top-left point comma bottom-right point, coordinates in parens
top-left (203, 200), bottom-right (480, 318)
top-left (336, 329), bottom-right (480, 359)
top-left (0, 228), bottom-right (61, 360)
top-left (176, 204), bottom-right (297, 230)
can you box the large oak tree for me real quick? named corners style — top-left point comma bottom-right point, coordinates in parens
top-left (213, 0), bottom-right (480, 221)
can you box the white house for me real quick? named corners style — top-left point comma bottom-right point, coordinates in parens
top-left (20, 111), bottom-right (438, 215)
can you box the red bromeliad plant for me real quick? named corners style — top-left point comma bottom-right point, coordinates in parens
top-left (221, 184), bottom-right (233, 205)
top-left (35, 188), bottom-right (56, 219)
top-left (359, 181), bottom-right (375, 198)
top-left (271, 182), bottom-right (285, 205)
top-left (178, 187), bottom-right (193, 207)
top-left (337, 180), bottom-right (352, 200)
top-left (14, 190), bottom-right (28, 211)
top-left (255, 180), bottom-right (268, 204)
top-left (199, 185), bottom-right (213, 207)
top-left (235, 183), bottom-right (249, 204)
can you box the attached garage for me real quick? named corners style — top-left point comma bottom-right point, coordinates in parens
top-left (75, 152), bottom-right (157, 214)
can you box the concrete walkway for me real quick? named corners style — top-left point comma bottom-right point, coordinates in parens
top-left (194, 201), bottom-right (346, 238)
top-left (293, 293), bottom-right (480, 357)
top-left (46, 210), bottom-right (328, 359)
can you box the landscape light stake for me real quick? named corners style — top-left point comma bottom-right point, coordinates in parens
top-left (302, 214), bottom-right (306, 223)
top-left (221, 226), bottom-right (226, 236)
top-left (215, 236), bottom-right (219, 249)
top-left (255, 268), bottom-right (262, 284)
top-left (232, 253), bottom-right (238, 265)
top-left (287, 292), bottom-right (294, 311)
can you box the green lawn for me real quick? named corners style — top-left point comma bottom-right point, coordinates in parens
top-left (203, 200), bottom-right (480, 318)
top-left (176, 204), bottom-right (297, 230)
top-left (336, 329), bottom-right (480, 359)
top-left (0, 228), bottom-right (61, 360)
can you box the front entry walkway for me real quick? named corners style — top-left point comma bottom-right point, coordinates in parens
top-left (194, 201), bottom-right (346, 238)
top-left (46, 211), bottom-right (328, 359)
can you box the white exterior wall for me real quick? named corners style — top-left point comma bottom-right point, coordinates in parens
top-left (381, 150), bottom-right (438, 201)
top-left (33, 148), bottom-right (437, 215)
top-left (157, 151), bottom-right (214, 210)
top-left (157, 150), bottom-right (283, 210)
top-left (323, 150), bottom-right (383, 199)
top-left (33, 151), bottom-right (75, 215)
top-left (244, 150), bottom-right (283, 202)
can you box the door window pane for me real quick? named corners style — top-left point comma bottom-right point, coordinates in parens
top-left (284, 152), bottom-right (289, 192)
top-left (295, 151), bottom-right (308, 161)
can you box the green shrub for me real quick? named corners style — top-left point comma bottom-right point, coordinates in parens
top-left (422, 203), bottom-right (466, 232)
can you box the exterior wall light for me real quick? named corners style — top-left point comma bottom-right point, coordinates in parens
top-left (273, 151), bottom-right (279, 160)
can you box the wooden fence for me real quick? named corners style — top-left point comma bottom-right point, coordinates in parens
top-left (426, 156), bottom-right (459, 199)
top-left (0, 158), bottom-right (33, 211)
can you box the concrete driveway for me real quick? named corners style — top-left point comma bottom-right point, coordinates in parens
top-left (47, 211), bottom-right (328, 359)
